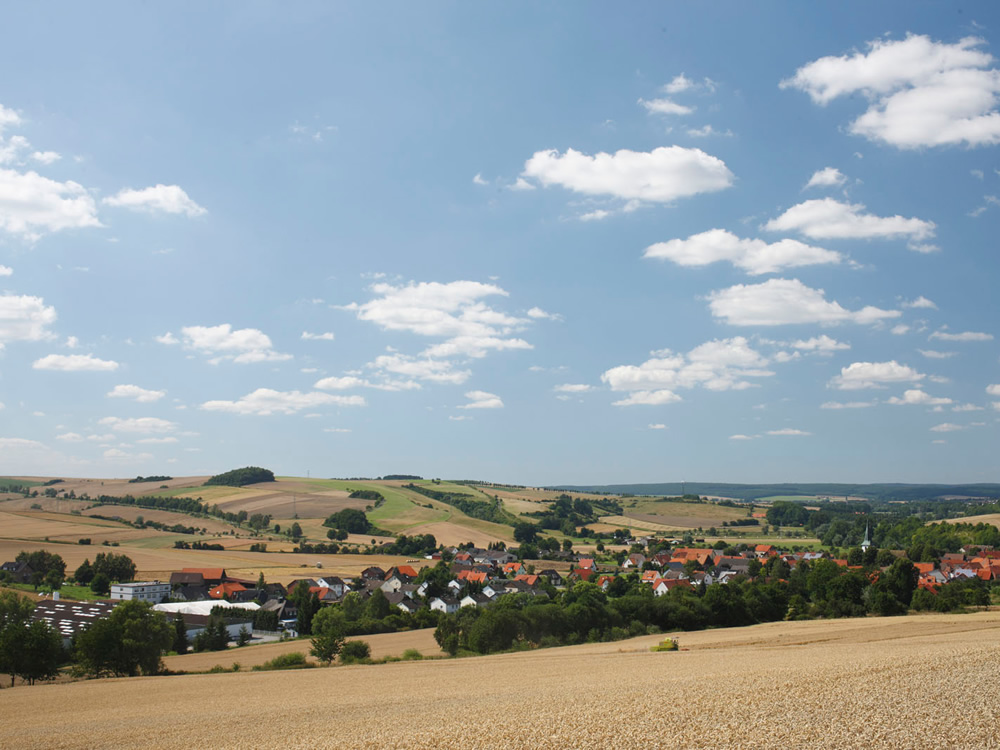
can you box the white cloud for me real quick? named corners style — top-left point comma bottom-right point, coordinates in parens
top-left (707, 278), bottom-right (900, 326)
top-left (200, 388), bottom-right (366, 416)
top-left (952, 403), bottom-right (983, 412)
top-left (821, 400), bottom-right (876, 409)
top-left (371, 353), bottom-right (470, 385)
top-left (579, 208), bottom-right (612, 221)
top-left (0, 265), bottom-right (11, 276)
top-left (805, 167), bottom-right (847, 189)
top-left (103, 184), bottom-right (206, 217)
top-left (904, 296), bottom-right (937, 309)
top-left (918, 349), bottom-right (955, 359)
top-left (33, 353), bottom-right (119, 372)
top-left (782, 34), bottom-right (1000, 148)
top-left (664, 74), bottom-right (695, 94)
top-left (0, 104), bottom-right (21, 132)
top-left (31, 151), bottom-right (60, 165)
top-left (644, 229), bottom-right (842, 275)
top-left (890, 324), bottom-right (910, 336)
top-left (99, 416), bottom-right (178, 434)
top-left (766, 428), bottom-right (812, 436)
top-left (829, 360), bottom-right (925, 390)
top-left (520, 146), bottom-right (734, 204)
top-left (0, 168), bottom-right (102, 240)
top-left (648, 423), bottom-right (668, 430)
top-left (107, 384), bottom-right (166, 403)
top-left (314, 374), bottom-right (419, 392)
top-left (324, 427), bottom-right (352, 433)
top-left (554, 384), bottom-right (592, 393)
top-left (886, 389), bottom-right (953, 406)
top-left (165, 324), bottom-right (291, 364)
top-left (508, 177), bottom-right (536, 191)
top-left (729, 434), bottom-right (756, 441)
top-left (791, 335), bottom-right (850, 353)
top-left (55, 432), bottom-right (83, 442)
top-left (136, 437), bottom-right (179, 444)
top-left (102, 448), bottom-right (153, 462)
top-left (686, 125), bottom-right (732, 138)
top-left (930, 422), bottom-right (965, 432)
top-left (603, 336), bottom-right (776, 406)
top-left (929, 329), bottom-right (993, 342)
top-left (763, 198), bottom-right (935, 245)
top-left (301, 331), bottom-right (335, 341)
top-left (458, 390), bottom-right (503, 410)
top-left (986, 384), bottom-right (1000, 396)
top-left (0, 294), bottom-right (57, 345)
top-left (472, 173), bottom-right (488, 186)
top-left (526, 307), bottom-right (562, 321)
top-left (639, 98), bottom-right (694, 116)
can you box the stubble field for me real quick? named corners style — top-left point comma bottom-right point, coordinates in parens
top-left (2, 611), bottom-right (998, 748)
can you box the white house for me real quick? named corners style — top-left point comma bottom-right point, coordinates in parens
top-left (429, 596), bottom-right (460, 615)
top-left (110, 581), bottom-right (171, 603)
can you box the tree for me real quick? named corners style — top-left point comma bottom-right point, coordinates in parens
top-left (172, 614), bottom-right (189, 654)
top-left (513, 522), bottom-right (538, 544)
top-left (75, 600), bottom-right (172, 677)
top-left (17, 620), bottom-right (63, 685)
top-left (365, 588), bottom-right (391, 620)
top-left (15, 550), bottom-right (66, 580)
top-left (91, 552), bottom-right (137, 583)
top-left (90, 572), bottom-right (110, 596)
top-left (339, 640), bottom-right (371, 664)
top-left (237, 625), bottom-right (251, 647)
top-left (74, 558), bottom-right (95, 585)
top-left (0, 591), bottom-right (36, 686)
top-left (309, 607), bottom-right (346, 665)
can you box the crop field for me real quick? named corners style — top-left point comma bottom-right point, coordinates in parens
top-left (162, 627), bottom-right (444, 672)
top-left (2, 611), bottom-right (998, 748)
top-left (81, 506), bottom-right (236, 534)
top-left (621, 498), bottom-right (751, 528)
top-left (943, 512), bottom-right (1000, 529)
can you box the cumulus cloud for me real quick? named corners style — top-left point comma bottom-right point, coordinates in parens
top-left (763, 198), bottom-right (935, 246)
top-left (103, 184), bottom-right (206, 217)
top-left (200, 388), bottom-right (366, 415)
top-left (648, 423), bottom-right (667, 430)
top-left (98, 416), bottom-right (178, 434)
top-left (0, 265), bottom-right (11, 276)
top-left (686, 125), bottom-right (732, 138)
top-left (457, 390), bottom-right (503, 409)
top-left (805, 167), bottom-right (847, 189)
top-left (314, 374), bottom-right (419, 392)
top-left (102, 448), bottom-right (153, 462)
top-left (829, 360), bottom-right (924, 390)
top-left (0, 294), bottom-right (57, 345)
top-left (520, 146), bottom-right (734, 204)
top-left (163, 324), bottom-right (291, 364)
top-left (918, 349), bottom-right (955, 359)
top-left (107, 384), bottom-right (166, 403)
top-left (766, 428), bottom-right (811, 436)
top-left (33, 353), bottom-right (119, 372)
top-left (55, 432), bottom-right (83, 442)
top-left (707, 278), bottom-right (900, 326)
top-left (929, 329), bottom-right (993, 342)
top-left (639, 98), bottom-right (694, 116)
top-left (370, 353), bottom-right (470, 385)
top-left (986, 384), bottom-right (1000, 396)
top-left (644, 229), bottom-right (841, 275)
top-left (526, 307), bottom-right (562, 321)
top-left (790, 335), bottom-right (850, 353)
top-left (904, 296), bottom-right (937, 309)
top-left (729, 434), bottom-right (756, 440)
top-left (301, 331), bottom-right (335, 341)
top-left (930, 422), bottom-right (964, 432)
top-left (554, 384), bottom-right (592, 393)
top-left (782, 34), bottom-right (1000, 148)
top-left (821, 400), bottom-right (876, 409)
top-left (602, 337), bottom-right (775, 406)
top-left (0, 168), bottom-right (102, 240)
top-left (886, 389), bottom-right (953, 406)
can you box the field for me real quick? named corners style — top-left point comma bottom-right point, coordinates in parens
top-left (1, 611), bottom-right (998, 748)
top-left (620, 498), bottom-right (750, 529)
top-left (943, 512), bottom-right (1000, 529)
top-left (162, 627), bottom-right (444, 672)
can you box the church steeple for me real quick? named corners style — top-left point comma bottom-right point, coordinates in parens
top-left (861, 520), bottom-right (872, 551)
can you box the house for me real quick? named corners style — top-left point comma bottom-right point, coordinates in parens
top-left (110, 580), bottom-right (171, 603)
top-left (429, 596), bottom-right (460, 615)
top-left (623, 553), bottom-right (646, 570)
top-left (570, 567), bottom-right (596, 582)
top-left (754, 545), bottom-right (777, 559)
top-left (396, 598), bottom-right (423, 615)
top-left (1, 561), bottom-right (35, 584)
top-left (595, 575), bottom-right (615, 592)
top-left (317, 576), bottom-right (347, 598)
top-left (513, 574), bottom-right (541, 588)
top-left (652, 578), bottom-right (694, 596)
top-left (180, 568), bottom-right (228, 587)
top-left (457, 569), bottom-right (488, 585)
top-left (460, 593), bottom-right (492, 609)
top-left (576, 557), bottom-right (596, 570)
top-left (502, 562), bottom-right (526, 577)
top-left (640, 570), bottom-right (660, 585)
top-left (537, 569), bottom-right (563, 586)
top-left (360, 566), bottom-right (386, 581)
top-left (209, 582), bottom-right (249, 600)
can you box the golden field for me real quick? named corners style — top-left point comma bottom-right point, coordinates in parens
top-left (1, 611), bottom-right (998, 748)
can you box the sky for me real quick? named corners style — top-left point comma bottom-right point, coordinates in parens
top-left (1, 3), bottom-right (999, 485)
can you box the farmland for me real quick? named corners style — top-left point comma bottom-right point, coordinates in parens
top-left (1, 611), bottom-right (997, 748)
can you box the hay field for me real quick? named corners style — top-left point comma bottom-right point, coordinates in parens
top-left (81, 506), bottom-right (235, 534)
top-left (2, 612), bottom-right (998, 748)
top-left (162, 627), bottom-right (444, 672)
top-left (624, 499), bottom-right (749, 527)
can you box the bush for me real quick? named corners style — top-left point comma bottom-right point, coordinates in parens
top-left (401, 648), bottom-right (423, 661)
top-left (253, 652), bottom-right (311, 671)
top-left (339, 640), bottom-right (372, 664)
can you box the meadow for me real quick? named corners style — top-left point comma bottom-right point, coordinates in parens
top-left (1, 611), bottom-right (997, 748)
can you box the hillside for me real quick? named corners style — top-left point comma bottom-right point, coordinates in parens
top-left (0, 611), bottom-right (996, 748)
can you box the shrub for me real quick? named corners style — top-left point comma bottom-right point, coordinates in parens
top-left (339, 640), bottom-right (372, 664)
top-left (401, 648), bottom-right (423, 661)
top-left (253, 652), bottom-right (311, 671)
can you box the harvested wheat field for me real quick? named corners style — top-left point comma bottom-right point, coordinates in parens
top-left (3, 612), bottom-right (999, 749)
top-left (162, 627), bottom-right (444, 672)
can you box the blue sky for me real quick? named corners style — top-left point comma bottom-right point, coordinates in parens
top-left (1, 3), bottom-right (999, 484)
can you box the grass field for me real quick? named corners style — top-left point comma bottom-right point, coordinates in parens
top-left (1, 611), bottom-right (997, 748)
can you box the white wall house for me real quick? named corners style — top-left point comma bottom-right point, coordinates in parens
top-left (110, 581), bottom-right (171, 603)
